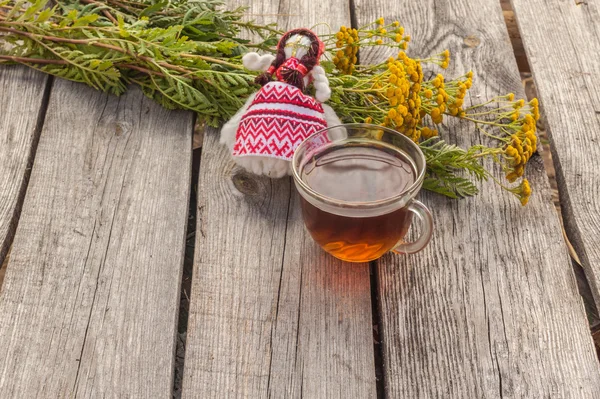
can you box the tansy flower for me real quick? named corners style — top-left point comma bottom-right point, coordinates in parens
top-left (441, 50), bottom-right (450, 69)
top-left (530, 98), bottom-right (540, 121)
top-left (421, 127), bottom-right (438, 139)
top-left (333, 27), bottom-right (359, 74)
top-left (509, 179), bottom-right (532, 206)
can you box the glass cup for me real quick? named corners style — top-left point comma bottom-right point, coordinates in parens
top-left (292, 124), bottom-right (433, 262)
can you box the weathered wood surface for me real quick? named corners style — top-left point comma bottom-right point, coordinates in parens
top-left (0, 66), bottom-right (49, 269)
top-left (355, 0), bottom-right (600, 397)
top-left (182, 1), bottom-right (377, 397)
top-left (0, 80), bottom-right (193, 397)
top-left (511, 0), bottom-right (600, 309)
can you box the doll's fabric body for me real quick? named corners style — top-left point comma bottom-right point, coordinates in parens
top-left (232, 80), bottom-right (327, 160)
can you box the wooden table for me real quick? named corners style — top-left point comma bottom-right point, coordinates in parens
top-left (1, 0), bottom-right (600, 397)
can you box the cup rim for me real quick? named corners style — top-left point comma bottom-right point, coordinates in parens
top-left (292, 123), bottom-right (426, 210)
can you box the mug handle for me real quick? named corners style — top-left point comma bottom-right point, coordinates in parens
top-left (392, 200), bottom-right (434, 255)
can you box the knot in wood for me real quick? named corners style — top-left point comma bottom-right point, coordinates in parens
top-left (463, 35), bottom-right (481, 48)
top-left (114, 121), bottom-right (131, 136)
top-left (232, 171), bottom-right (260, 195)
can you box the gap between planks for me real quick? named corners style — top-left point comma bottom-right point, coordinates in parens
top-left (0, 73), bottom-right (53, 292)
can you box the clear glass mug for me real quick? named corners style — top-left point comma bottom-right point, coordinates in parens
top-left (292, 124), bottom-right (434, 263)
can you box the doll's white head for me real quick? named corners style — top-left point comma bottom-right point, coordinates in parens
top-left (284, 34), bottom-right (313, 60)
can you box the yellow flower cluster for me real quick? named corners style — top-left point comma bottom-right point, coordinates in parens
top-left (422, 74), bottom-right (448, 124)
top-left (420, 70), bottom-right (473, 124)
top-left (441, 50), bottom-right (450, 69)
top-left (510, 178), bottom-right (532, 206)
top-left (530, 98), bottom-right (540, 121)
top-left (503, 113), bottom-right (538, 182)
top-left (366, 18), bottom-right (410, 49)
top-left (421, 126), bottom-right (439, 139)
top-left (447, 71), bottom-right (473, 117)
top-left (333, 26), bottom-right (359, 74)
top-left (321, 16), bottom-right (541, 205)
top-left (381, 52), bottom-right (424, 141)
top-left (519, 179), bottom-right (532, 206)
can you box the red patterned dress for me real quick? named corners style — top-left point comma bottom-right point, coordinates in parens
top-left (233, 81), bottom-right (328, 160)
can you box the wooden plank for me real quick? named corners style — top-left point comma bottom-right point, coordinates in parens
top-left (0, 80), bottom-right (193, 397)
top-left (182, 2), bottom-right (377, 397)
top-left (511, 0), bottom-right (600, 309)
top-left (0, 66), bottom-right (49, 269)
top-left (354, 0), bottom-right (600, 397)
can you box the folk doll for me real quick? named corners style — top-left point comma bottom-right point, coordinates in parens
top-left (220, 28), bottom-right (341, 178)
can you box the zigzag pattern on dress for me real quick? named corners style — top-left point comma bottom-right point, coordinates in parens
top-left (234, 113), bottom-right (326, 159)
top-left (253, 82), bottom-right (324, 113)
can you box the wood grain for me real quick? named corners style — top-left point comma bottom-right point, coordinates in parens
top-left (355, 0), bottom-right (600, 397)
top-left (511, 0), bottom-right (600, 311)
top-left (0, 66), bottom-right (49, 270)
top-left (0, 80), bottom-right (193, 397)
top-left (181, 2), bottom-right (377, 397)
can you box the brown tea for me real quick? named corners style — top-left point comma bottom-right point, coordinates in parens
top-left (300, 143), bottom-right (416, 262)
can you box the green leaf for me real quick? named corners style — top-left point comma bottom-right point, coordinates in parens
top-left (36, 7), bottom-right (55, 23)
top-left (73, 14), bottom-right (99, 27)
top-left (140, 1), bottom-right (169, 17)
top-left (422, 174), bottom-right (479, 198)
